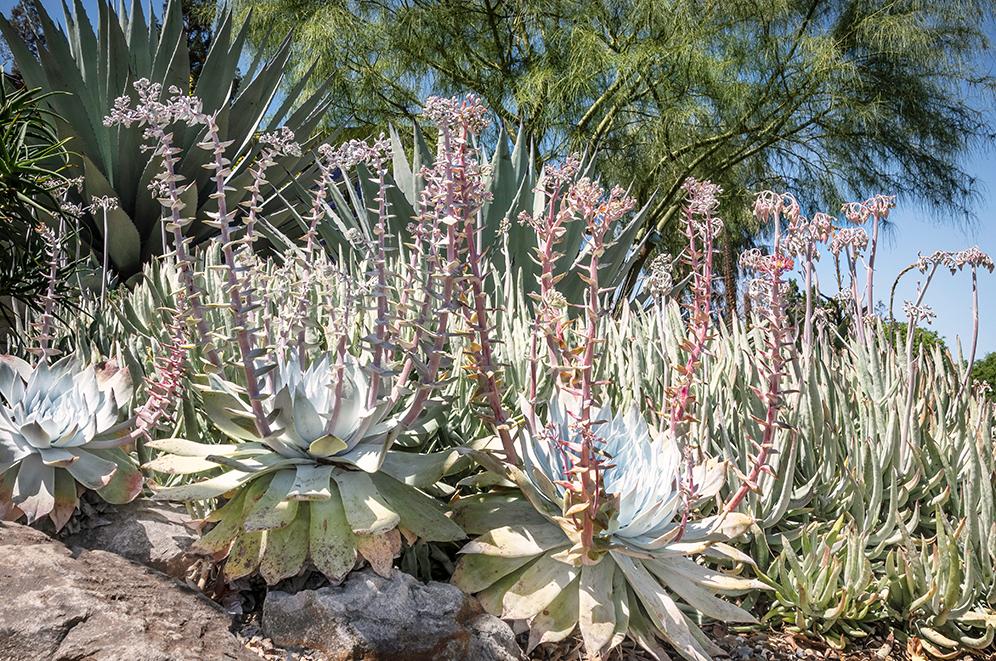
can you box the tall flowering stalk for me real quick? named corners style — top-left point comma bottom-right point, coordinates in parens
top-left (91, 195), bottom-right (119, 305)
top-left (196, 112), bottom-right (300, 438)
top-left (955, 247), bottom-right (994, 396)
top-left (30, 223), bottom-right (62, 361)
top-left (829, 226), bottom-right (870, 343)
top-left (784, 209), bottom-right (833, 349)
top-left (563, 179), bottom-right (634, 553)
top-left (666, 178), bottom-right (722, 534)
top-left (104, 80), bottom-right (221, 368)
top-left (727, 194), bottom-right (794, 512)
top-left (131, 301), bottom-right (189, 459)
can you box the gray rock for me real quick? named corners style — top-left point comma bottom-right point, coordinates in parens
top-left (263, 568), bottom-right (521, 661)
top-left (0, 521), bottom-right (254, 661)
top-left (62, 499), bottom-right (199, 580)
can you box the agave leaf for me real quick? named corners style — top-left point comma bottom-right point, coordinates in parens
top-left (501, 550), bottom-right (579, 621)
top-left (332, 469), bottom-right (399, 536)
top-left (370, 472), bottom-right (464, 542)
top-left (259, 505), bottom-right (309, 584)
top-left (308, 483), bottom-right (357, 581)
top-left (578, 559), bottom-right (618, 655)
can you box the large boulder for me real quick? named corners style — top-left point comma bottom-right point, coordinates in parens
top-left (62, 499), bottom-right (200, 580)
top-left (0, 521), bottom-right (254, 661)
top-left (263, 568), bottom-right (521, 661)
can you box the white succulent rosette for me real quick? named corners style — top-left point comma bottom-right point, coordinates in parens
top-left (453, 395), bottom-right (764, 661)
top-left (147, 352), bottom-right (464, 584)
top-left (0, 356), bottom-right (142, 530)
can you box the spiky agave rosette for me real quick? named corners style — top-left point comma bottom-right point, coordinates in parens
top-left (0, 355), bottom-right (143, 530)
top-left (146, 352), bottom-right (464, 584)
top-left (452, 396), bottom-right (765, 661)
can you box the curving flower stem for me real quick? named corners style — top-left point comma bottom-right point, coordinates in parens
top-left (158, 130), bottom-right (222, 369)
top-left (726, 238), bottom-right (789, 513)
top-left (201, 113), bottom-right (270, 437)
top-left (959, 266), bottom-right (980, 398)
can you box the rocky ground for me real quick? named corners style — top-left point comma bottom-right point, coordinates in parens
top-left (2, 499), bottom-right (993, 661)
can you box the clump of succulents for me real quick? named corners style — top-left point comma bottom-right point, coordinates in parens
top-left (454, 395), bottom-right (761, 660)
top-left (453, 169), bottom-right (765, 660)
top-left (0, 355), bottom-right (142, 530)
top-left (147, 351), bottom-right (463, 583)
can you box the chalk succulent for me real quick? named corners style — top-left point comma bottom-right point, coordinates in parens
top-left (147, 352), bottom-right (464, 584)
top-left (0, 356), bottom-right (142, 530)
top-left (453, 397), bottom-right (763, 661)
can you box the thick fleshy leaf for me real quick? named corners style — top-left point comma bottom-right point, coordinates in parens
top-left (193, 489), bottom-right (249, 557)
top-left (12, 455), bottom-right (55, 523)
top-left (259, 505), bottom-right (309, 584)
top-left (288, 464), bottom-right (334, 500)
top-left (579, 559), bottom-right (618, 655)
top-left (333, 469), bottom-right (399, 536)
top-left (143, 454), bottom-right (220, 475)
top-left (452, 553), bottom-right (537, 594)
top-left (91, 448), bottom-right (143, 504)
top-left (370, 472), bottom-right (464, 542)
top-left (308, 435), bottom-right (348, 458)
top-left (49, 468), bottom-right (80, 532)
top-left (308, 486), bottom-right (358, 581)
top-left (224, 529), bottom-right (265, 581)
top-left (526, 577), bottom-right (580, 653)
top-left (145, 438), bottom-right (247, 457)
top-left (451, 494), bottom-right (550, 535)
top-left (380, 449), bottom-right (461, 488)
top-left (355, 528), bottom-right (401, 578)
top-left (64, 449), bottom-right (116, 489)
top-left (459, 523), bottom-right (567, 559)
top-left (646, 558), bottom-right (757, 624)
top-left (244, 469), bottom-right (297, 531)
top-left (501, 550), bottom-right (579, 621)
top-left (153, 469), bottom-right (251, 501)
top-left (611, 552), bottom-right (710, 661)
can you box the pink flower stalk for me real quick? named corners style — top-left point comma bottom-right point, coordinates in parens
top-left (104, 80), bottom-right (222, 369)
top-left (726, 197), bottom-right (794, 513)
top-left (784, 209), bottom-right (833, 349)
top-left (667, 178), bottom-right (722, 536)
top-left (555, 178), bottom-right (634, 552)
top-left (196, 110), bottom-right (274, 437)
top-left (28, 223), bottom-right (62, 361)
top-left (131, 302), bottom-right (189, 447)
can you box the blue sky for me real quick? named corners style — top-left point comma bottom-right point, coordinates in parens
top-left (6, 0), bottom-right (996, 355)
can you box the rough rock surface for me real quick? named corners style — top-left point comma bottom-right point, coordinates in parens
top-left (62, 498), bottom-right (199, 580)
top-left (263, 568), bottom-right (521, 661)
top-left (0, 521), bottom-right (254, 661)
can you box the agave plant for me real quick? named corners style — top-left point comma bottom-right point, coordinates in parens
top-left (453, 396), bottom-right (763, 661)
top-left (146, 351), bottom-right (464, 584)
top-left (0, 0), bottom-right (329, 277)
top-left (0, 355), bottom-right (142, 530)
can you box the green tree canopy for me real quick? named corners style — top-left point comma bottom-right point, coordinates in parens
top-left (236, 0), bottom-right (995, 294)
